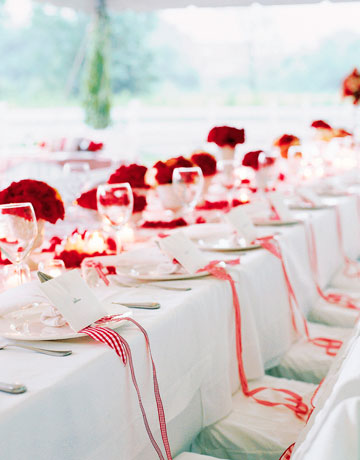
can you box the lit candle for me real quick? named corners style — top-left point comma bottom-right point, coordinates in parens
top-left (84, 231), bottom-right (106, 254)
top-left (119, 225), bottom-right (135, 244)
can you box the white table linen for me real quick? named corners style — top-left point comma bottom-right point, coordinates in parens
top-left (0, 195), bottom-right (358, 459)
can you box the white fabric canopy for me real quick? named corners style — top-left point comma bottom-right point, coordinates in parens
top-left (35, 0), bottom-right (360, 13)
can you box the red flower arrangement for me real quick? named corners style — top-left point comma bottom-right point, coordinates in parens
top-left (108, 164), bottom-right (150, 189)
top-left (153, 156), bottom-right (194, 185)
top-left (76, 188), bottom-right (97, 210)
top-left (196, 200), bottom-right (229, 211)
top-left (190, 151), bottom-right (217, 177)
top-left (242, 150), bottom-right (275, 171)
top-left (207, 126), bottom-right (245, 147)
top-left (77, 187), bottom-right (147, 214)
top-left (86, 141), bottom-right (103, 152)
top-left (0, 180), bottom-right (65, 224)
top-left (311, 120), bottom-right (332, 130)
top-left (273, 134), bottom-right (300, 159)
top-left (141, 218), bottom-right (188, 229)
top-left (342, 68), bottom-right (360, 105)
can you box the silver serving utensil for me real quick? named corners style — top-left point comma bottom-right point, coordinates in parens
top-left (111, 301), bottom-right (160, 310)
top-left (0, 382), bottom-right (27, 394)
top-left (0, 343), bottom-right (72, 357)
top-left (113, 278), bottom-right (191, 292)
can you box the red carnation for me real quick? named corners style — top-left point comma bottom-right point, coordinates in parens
top-left (311, 120), bottom-right (332, 130)
top-left (56, 249), bottom-right (108, 268)
top-left (87, 141), bottom-right (103, 152)
top-left (207, 126), bottom-right (245, 147)
top-left (133, 193), bottom-right (147, 213)
top-left (0, 180), bottom-right (65, 224)
top-left (191, 152), bottom-right (217, 177)
top-left (242, 150), bottom-right (263, 171)
top-left (76, 188), bottom-right (98, 210)
top-left (196, 200), bottom-right (229, 211)
top-left (153, 156), bottom-right (194, 185)
top-left (141, 218), bottom-right (188, 229)
top-left (108, 164), bottom-right (150, 189)
top-left (342, 68), bottom-right (360, 104)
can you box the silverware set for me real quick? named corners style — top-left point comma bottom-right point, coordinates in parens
top-left (113, 278), bottom-right (191, 292)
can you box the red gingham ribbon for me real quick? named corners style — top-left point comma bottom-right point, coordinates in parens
top-left (198, 258), bottom-right (310, 420)
top-left (334, 205), bottom-right (360, 279)
top-left (84, 261), bottom-right (110, 286)
top-left (306, 221), bottom-right (360, 312)
top-left (81, 317), bottom-right (172, 460)
top-left (279, 442), bottom-right (295, 460)
top-left (258, 236), bottom-right (343, 357)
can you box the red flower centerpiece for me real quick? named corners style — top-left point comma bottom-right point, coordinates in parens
top-left (207, 126), bottom-right (245, 160)
top-left (0, 179), bottom-right (65, 250)
top-left (191, 150), bottom-right (217, 196)
top-left (153, 156), bottom-right (194, 211)
top-left (342, 68), bottom-right (360, 105)
top-left (242, 151), bottom-right (276, 191)
top-left (273, 134), bottom-right (300, 159)
top-left (108, 164), bottom-right (150, 190)
top-left (311, 120), bottom-right (335, 142)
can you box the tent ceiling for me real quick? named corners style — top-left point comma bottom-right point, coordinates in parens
top-left (35, 0), bottom-right (359, 12)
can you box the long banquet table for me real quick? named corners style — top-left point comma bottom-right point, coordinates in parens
top-left (1, 194), bottom-right (360, 460)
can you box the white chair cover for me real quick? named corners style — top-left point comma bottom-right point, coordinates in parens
top-left (175, 453), bottom-right (227, 459)
top-left (191, 375), bottom-right (316, 460)
top-left (266, 323), bottom-right (351, 384)
top-left (331, 268), bottom-right (360, 293)
top-left (309, 292), bottom-right (360, 328)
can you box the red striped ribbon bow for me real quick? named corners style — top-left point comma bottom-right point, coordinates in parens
top-left (258, 236), bottom-right (343, 356)
top-left (306, 220), bottom-right (360, 311)
top-left (84, 260), bottom-right (110, 286)
top-left (198, 258), bottom-right (310, 420)
top-left (80, 317), bottom-right (172, 460)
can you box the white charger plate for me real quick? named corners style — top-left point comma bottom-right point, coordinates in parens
top-left (197, 237), bottom-right (261, 252)
top-left (0, 303), bottom-right (132, 341)
top-left (116, 266), bottom-right (209, 281)
top-left (254, 219), bottom-right (300, 227)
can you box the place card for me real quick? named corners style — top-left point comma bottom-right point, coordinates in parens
top-left (297, 187), bottom-right (322, 207)
top-left (226, 206), bottom-right (257, 245)
top-left (242, 200), bottom-right (269, 220)
top-left (39, 270), bottom-right (107, 332)
top-left (268, 192), bottom-right (293, 221)
top-left (158, 232), bottom-right (208, 274)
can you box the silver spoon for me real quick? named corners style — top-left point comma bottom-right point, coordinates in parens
top-left (0, 343), bottom-right (72, 357)
top-left (0, 382), bottom-right (27, 394)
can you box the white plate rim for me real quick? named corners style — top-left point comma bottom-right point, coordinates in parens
top-left (0, 310), bottom-right (132, 341)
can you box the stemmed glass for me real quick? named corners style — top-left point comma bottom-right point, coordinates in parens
top-left (0, 203), bottom-right (37, 286)
top-left (63, 161), bottom-right (90, 208)
top-left (96, 183), bottom-right (134, 253)
top-left (172, 167), bottom-right (204, 217)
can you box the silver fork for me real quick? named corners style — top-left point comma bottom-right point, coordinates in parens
top-left (0, 343), bottom-right (72, 357)
top-left (0, 382), bottom-right (27, 394)
top-left (113, 278), bottom-right (191, 292)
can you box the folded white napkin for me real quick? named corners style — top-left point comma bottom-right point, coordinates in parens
top-left (153, 261), bottom-right (184, 275)
top-left (40, 306), bottom-right (67, 327)
top-left (0, 281), bottom-right (49, 317)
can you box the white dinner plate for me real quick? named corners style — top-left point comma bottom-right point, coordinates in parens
top-left (254, 219), bottom-right (300, 227)
top-left (0, 303), bottom-right (132, 341)
top-left (116, 265), bottom-right (209, 281)
top-left (197, 236), bottom-right (261, 252)
top-left (289, 204), bottom-right (328, 211)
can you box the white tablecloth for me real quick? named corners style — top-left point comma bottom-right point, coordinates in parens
top-left (0, 195), bottom-right (359, 459)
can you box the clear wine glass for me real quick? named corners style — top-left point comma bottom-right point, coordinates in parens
top-left (0, 203), bottom-right (37, 285)
top-left (96, 183), bottom-right (134, 253)
top-left (172, 167), bottom-right (204, 215)
top-left (63, 161), bottom-right (90, 207)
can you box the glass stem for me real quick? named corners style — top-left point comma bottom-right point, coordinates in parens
top-left (15, 262), bottom-right (23, 286)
